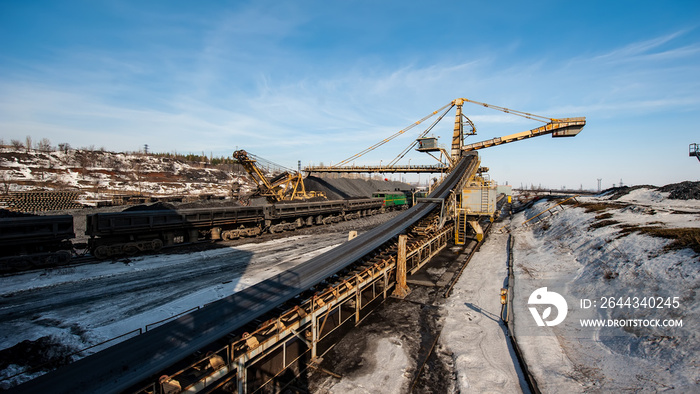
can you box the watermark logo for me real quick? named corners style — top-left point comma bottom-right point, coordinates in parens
top-left (528, 287), bottom-right (568, 326)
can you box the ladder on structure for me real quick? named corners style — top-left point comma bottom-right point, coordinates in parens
top-left (480, 187), bottom-right (489, 214)
top-left (455, 210), bottom-right (468, 245)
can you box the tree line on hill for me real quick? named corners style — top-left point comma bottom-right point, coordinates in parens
top-left (0, 136), bottom-right (239, 169)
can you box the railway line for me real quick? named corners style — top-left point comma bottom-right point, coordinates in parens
top-left (0, 197), bottom-right (388, 273)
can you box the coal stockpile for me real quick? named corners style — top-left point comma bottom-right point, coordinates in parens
top-left (121, 201), bottom-right (178, 212)
top-left (603, 181), bottom-right (700, 201)
top-left (659, 181), bottom-right (700, 200)
top-left (305, 175), bottom-right (415, 199)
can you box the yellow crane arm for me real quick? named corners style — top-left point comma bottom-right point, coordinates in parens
top-left (462, 117), bottom-right (586, 151)
top-left (232, 150), bottom-right (276, 196)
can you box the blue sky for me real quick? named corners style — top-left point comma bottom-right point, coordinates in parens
top-left (1, 1), bottom-right (699, 189)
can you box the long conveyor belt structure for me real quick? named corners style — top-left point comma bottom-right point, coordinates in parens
top-left (13, 154), bottom-right (479, 394)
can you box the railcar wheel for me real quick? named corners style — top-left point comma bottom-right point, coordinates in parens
top-left (44, 253), bottom-right (60, 267)
top-left (94, 245), bottom-right (110, 260)
top-left (152, 239), bottom-right (163, 252)
top-left (123, 243), bottom-right (139, 255)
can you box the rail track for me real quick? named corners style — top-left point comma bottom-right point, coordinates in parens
top-left (12, 155), bottom-right (479, 394)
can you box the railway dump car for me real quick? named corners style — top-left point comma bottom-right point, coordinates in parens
top-left (0, 215), bottom-right (75, 271)
top-left (85, 206), bottom-right (265, 259)
top-left (266, 198), bottom-right (382, 232)
top-left (0, 197), bottom-right (386, 266)
top-left (86, 198), bottom-right (384, 259)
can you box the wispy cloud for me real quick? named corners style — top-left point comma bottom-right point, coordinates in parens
top-left (590, 30), bottom-right (689, 62)
top-left (1, 2), bottom-right (699, 187)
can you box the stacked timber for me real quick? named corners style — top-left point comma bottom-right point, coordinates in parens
top-left (0, 191), bottom-right (84, 213)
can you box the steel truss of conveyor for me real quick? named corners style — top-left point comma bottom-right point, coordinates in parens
top-left (305, 164), bottom-right (450, 174)
top-left (14, 154), bottom-right (479, 394)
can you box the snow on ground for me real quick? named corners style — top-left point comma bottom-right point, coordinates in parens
top-left (0, 233), bottom-right (350, 386)
top-left (509, 190), bottom-right (700, 392)
top-left (440, 232), bottom-right (528, 393)
top-left (615, 188), bottom-right (700, 212)
top-left (325, 337), bottom-right (411, 394)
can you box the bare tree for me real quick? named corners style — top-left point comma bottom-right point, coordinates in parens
top-left (25, 135), bottom-right (32, 152)
top-left (106, 155), bottom-right (123, 172)
top-left (1, 172), bottom-right (11, 195)
top-left (58, 143), bottom-right (71, 153)
top-left (10, 139), bottom-right (23, 150)
top-left (131, 158), bottom-right (145, 195)
top-left (37, 138), bottom-right (53, 152)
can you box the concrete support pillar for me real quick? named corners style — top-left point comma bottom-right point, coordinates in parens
top-left (392, 235), bottom-right (411, 298)
top-left (355, 275), bottom-right (361, 324)
top-left (311, 310), bottom-right (318, 359)
top-left (237, 357), bottom-right (247, 394)
top-left (451, 98), bottom-right (464, 162)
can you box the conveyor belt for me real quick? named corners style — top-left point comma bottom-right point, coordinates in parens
top-left (13, 154), bottom-right (478, 394)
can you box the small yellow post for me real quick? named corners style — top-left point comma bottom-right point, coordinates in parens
top-left (392, 235), bottom-right (411, 298)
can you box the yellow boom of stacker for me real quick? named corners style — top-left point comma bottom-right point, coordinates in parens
top-left (303, 97), bottom-right (586, 244)
top-left (305, 98), bottom-right (586, 174)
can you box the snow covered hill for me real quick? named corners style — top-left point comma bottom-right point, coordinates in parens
top-left (0, 147), bottom-right (251, 201)
top-left (510, 187), bottom-right (699, 391)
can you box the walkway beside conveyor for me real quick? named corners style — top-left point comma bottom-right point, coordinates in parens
top-left (439, 222), bottom-right (530, 393)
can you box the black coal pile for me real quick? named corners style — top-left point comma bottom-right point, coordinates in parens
top-left (122, 201), bottom-right (177, 212)
top-left (603, 185), bottom-right (657, 200)
top-left (603, 182), bottom-right (700, 201)
top-left (658, 181), bottom-right (700, 200)
top-left (0, 336), bottom-right (76, 379)
top-left (305, 175), bottom-right (415, 199)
